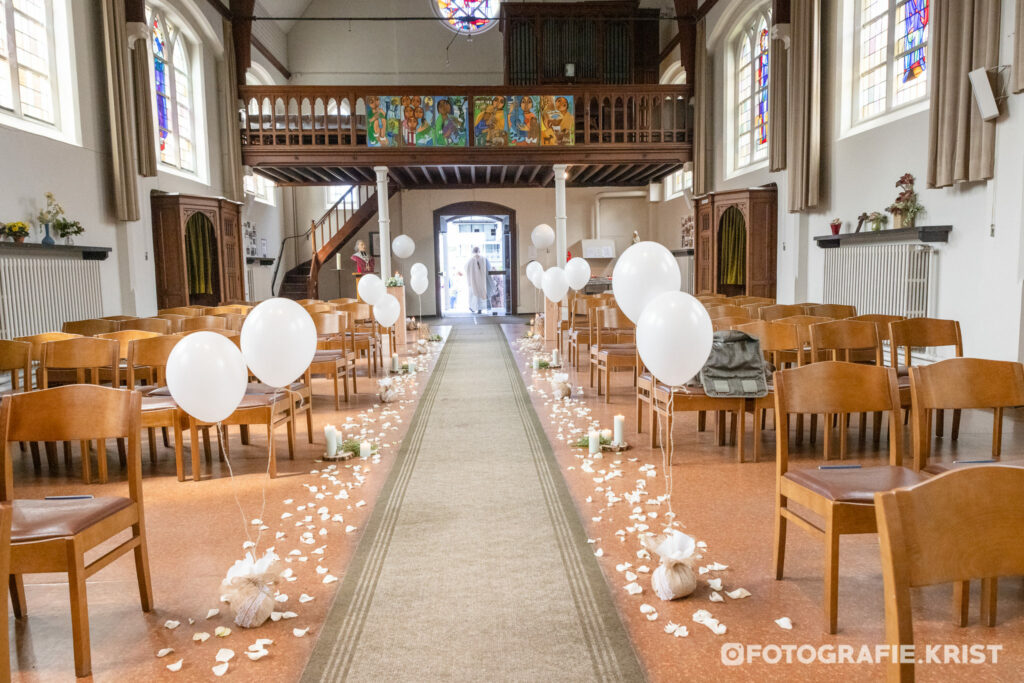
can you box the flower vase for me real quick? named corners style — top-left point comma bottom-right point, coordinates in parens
top-left (829, 223), bottom-right (841, 236)
top-left (14, 236), bottom-right (26, 244)
top-left (892, 214), bottom-right (903, 230)
top-left (904, 215), bottom-right (915, 229)
top-left (41, 223), bottom-right (55, 246)
top-left (64, 236), bottom-right (74, 246)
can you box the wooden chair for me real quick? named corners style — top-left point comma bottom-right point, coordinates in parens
top-left (588, 306), bottom-right (635, 397)
top-left (329, 298), bottom-right (357, 306)
top-left (890, 318), bottom-right (964, 439)
top-left (119, 317), bottom-right (173, 334)
top-left (909, 358), bottom-right (1024, 473)
top-left (567, 295), bottom-right (599, 368)
top-left (41, 337), bottom-right (121, 483)
top-left (188, 393), bottom-right (295, 480)
top-left (310, 311), bottom-right (358, 407)
top-left (303, 302), bottom-right (335, 315)
top-left (101, 315), bottom-right (137, 322)
top-left (153, 314), bottom-right (187, 332)
top-left (1, 385), bottom-right (153, 677)
top-left (214, 312), bottom-right (247, 331)
top-left (127, 336), bottom-right (186, 479)
top-left (773, 361), bottom-right (925, 633)
top-left (848, 314), bottom-right (904, 348)
top-left (97, 330), bottom-right (162, 387)
top-left (711, 315), bottom-right (754, 331)
top-left (706, 304), bottom-right (748, 319)
top-left (741, 301), bottom-right (772, 319)
top-left (651, 382), bottom-right (746, 460)
top-left (736, 320), bottom-right (802, 461)
top-left (339, 302), bottom-right (380, 376)
top-left (760, 304), bottom-right (805, 321)
top-left (875, 466), bottom-right (1024, 682)
top-left (206, 305), bottom-right (245, 315)
top-left (0, 340), bottom-right (32, 393)
top-left (157, 306), bottom-right (204, 317)
top-left (181, 315), bottom-right (227, 332)
top-left (696, 295), bottom-right (727, 305)
top-left (806, 304), bottom-right (857, 319)
top-left (0, 502), bottom-right (9, 683)
top-left (61, 319), bottom-right (119, 336)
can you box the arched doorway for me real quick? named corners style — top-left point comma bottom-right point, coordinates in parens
top-left (717, 206), bottom-right (746, 297)
top-left (433, 201), bottom-right (518, 316)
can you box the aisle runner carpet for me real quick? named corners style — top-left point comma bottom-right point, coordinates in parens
top-left (302, 325), bottom-right (644, 682)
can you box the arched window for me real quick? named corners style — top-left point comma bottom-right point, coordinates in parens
top-left (433, 0), bottom-right (501, 35)
top-left (0, 0), bottom-right (60, 125)
top-left (734, 9), bottom-right (770, 170)
top-left (149, 6), bottom-right (196, 173)
top-left (853, 0), bottom-right (929, 122)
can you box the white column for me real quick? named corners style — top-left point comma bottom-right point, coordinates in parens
top-left (553, 164), bottom-right (568, 269)
top-left (374, 166), bottom-right (391, 278)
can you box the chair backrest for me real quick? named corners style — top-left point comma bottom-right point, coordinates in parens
top-left (158, 306), bottom-right (204, 317)
top-left (181, 315), bottom-right (227, 332)
top-left (712, 316), bottom-right (754, 332)
top-left (806, 304), bottom-right (857, 319)
top-left (696, 295), bottom-right (727, 304)
top-left (97, 330), bottom-right (162, 360)
top-left (760, 304), bottom-right (805, 321)
top-left (736, 320), bottom-right (801, 361)
top-left (13, 332), bottom-right (81, 362)
top-left (874, 466), bottom-right (1024, 682)
top-left (773, 361), bottom-right (902, 474)
top-left (741, 301), bottom-right (771, 318)
top-left (329, 298), bottom-right (357, 306)
top-left (121, 317), bottom-right (173, 334)
top-left (296, 299), bottom-right (321, 305)
top-left (775, 315), bottom-right (833, 352)
top-left (313, 311), bottom-right (340, 336)
top-left (101, 315), bottom-right (138, 322)
top-left (127, 335), bottom-right (181, 387)
top-left (214, 313), bottom-right (247, 331)
top-left (339, 302), bottom-right (371, 323)
top-left (848, 314), bottom-right (905, 345)
top-left (304, 303), bottom-right (334, 315)
top-left (206, 305), bottom-right (242, 316)
top-left (809, 320), bottom-right (882, 365)
top-left (62, 318), bottom-right (119, 336)
top-left (889, 318), bottom-right (963, 368)
top-left (0, 386), bottom-right (142, 502)
top-left (0, 340), bottom-right (32, 392)
top-left (706, 304), bottom-right (748, 320)
top-left (40, 337), bottom-right (120, 387)
top-left (154, 314), bottom-right (187, 332)
top-left (178, 328), bottom-right (240, 340)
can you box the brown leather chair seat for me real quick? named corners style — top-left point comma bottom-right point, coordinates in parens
top-left (638, 371), bottom-right (654, 383)
top-left (12, 498), bottom-right (133, 543)
top-left (784, 466), bottom-right (926, 503)
top-left (923, 460), bottom-right (1024, 475)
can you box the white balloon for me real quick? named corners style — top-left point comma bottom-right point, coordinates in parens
top-left (525, 260), bottom-right (543, 283)
top-left (542, 266), bottom-right (569, 303)
top-left (564, 257), bottom-right (592, 290)
top-left (240, 298), bottom-right (318, 388)
top-left (373, 294), bottom-right (401, 327)
top-left (636, 291), bottom-right (713, 386)
top-left (531, 223), bottom-right (555, 250)
top-left (357, 273), bottom-right (386, 305)
top-left (410, 273), bottom-right (428, 295)
top-left (392, 234), bottom-right (415, 259)
top-left (410, 262), bottom-right (428, 280)
top-left (612, 241), bottom-right (682, 323)
top-left (166, 331), bottom-right (248, 423)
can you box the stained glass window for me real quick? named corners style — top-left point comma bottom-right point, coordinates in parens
top-left (734, 9), bottom-right (770, 170)
top-left (432, 0), bottom-right (501, 35)
top-left (856, 0), bottom-right (929, 122)
top-left (0, 0), bottom-right (58, 124)
top-left (148, 6), bottom-right (196, 173)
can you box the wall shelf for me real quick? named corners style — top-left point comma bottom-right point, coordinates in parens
top-left (0, 242), bottom-right (112, 260)
top-left (814, 225), bottom-right (952, 249)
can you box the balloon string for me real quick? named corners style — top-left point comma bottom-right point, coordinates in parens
top-left (657, 388), bottom-right (677, 528)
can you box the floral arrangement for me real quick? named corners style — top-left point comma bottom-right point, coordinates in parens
top-left (1, 221), bottom-right (30, 240)
top-left (886, 173), bottom-right (924, 226)
top-left (574, 433), bottom-right (612, 448)
top-left (426, 333), bottom-right (442, 342)
top-left (867, 211), bottom-right (888, 232)
top-left (54, 216), bottom-right (84, 239)
top-left (385, 274), bottom-right (404, 287)
top-left (340, 439), bottom-right (376, 457)
top-left (36, 191), bottom-right (64, 225)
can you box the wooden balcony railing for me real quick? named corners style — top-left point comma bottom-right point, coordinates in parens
top-left (238, 84), bottom-right (692, 155)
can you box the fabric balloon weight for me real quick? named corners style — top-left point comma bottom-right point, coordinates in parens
top-left (542, 266), bottom-right (569, 303)
top-left (636, 290), bottom-right (713, 386)
top-left (564, 257), bottom-right (591, 290)
top-left (641, 530), bottom-right (698, 601)
top-left (531, 223), bottom-right (555, 250)
top-left (357, 273), bottom-right (386, 305)
top-left (612, 241), bottom-right (682, 323)
top-left (373, 294), bottom-right (401, 327)
top-left (240, 298), bottom-right (318, 388)
top-left (392, 234), bottom-right (415, 259)
top-left (166, 331), bottom-right (248, 423)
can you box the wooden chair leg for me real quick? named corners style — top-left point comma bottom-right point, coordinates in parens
top-left (162, 426), bottom-right (170, 447)
top-left (202, 427), bottom-right (212, 464)
top-left (953, 581), bottom-right (970, 627)
top-left (935, 408), bottom-right (944, 436)
top-left (351, 364), bottom-right (359, 394)
top-left (810, 414), bottom-right (818, 445)
top-left (63, 441), bottom-right (74, 471)
top-left (147, 427), bottom-right (158, 465)
top-left (823, 414), bottom-right (832, 461)
top-left (342, 365), bottom-right (351, 403)
top-left (873, 411), bottom-right (883, 447)
top-left (239, 424), bottom-right (251, 445)
top-left (305, 404), bottom-right (314, 444)
top-left (173, 421), bottom-right (185, 482)
top-left (773, 500), bottom-right (787, 580)
top-left (952, 408), bottom-right (962, 440)
top-left (29, 442), bottom-right (41, 473)
top-left (697, 411), bottom-right (706, 432)
top-left (133, 525), bottom-right (154, 612)
top-left (333, 371), bottom-right (341, 410)
top-left (44, 441), bottom-right (59, 471)
top-left (980, 577), bottom-right (998, 626)
top-left (190, 421), bottom-right (201, 482)
top-left (824, 507), bottom-right (840, 634)
top-left (993, 407), bottom-right (1003, 457)
top-left (753, 406), bottom-right (762, 463)
top-left (286, 417), bottom-right (295, 459)
top-left (715, 411), bottom-right (726, 446)
top-left (66, 539), bottom-right (92, 678)
top-left (735, 408), bottom-right (745, 463)
top-left (9, 574), bottom-right (26, 619)
top-left (839, 413), bottom-right (849, 460)
top-left (268, 423), bottom-right (277, 478)
top-left (795, 415), bottom-right (804, 446)
top-left (116, 438), bottom-right (127, 469)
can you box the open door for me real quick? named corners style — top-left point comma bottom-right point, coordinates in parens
top-left (717, 206), bottom-right (746, 297)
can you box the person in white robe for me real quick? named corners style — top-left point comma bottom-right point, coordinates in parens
top-left (465, 246), bottom-right (489, 314)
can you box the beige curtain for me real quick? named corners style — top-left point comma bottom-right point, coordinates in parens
top-left (768, 21), bottom-right (788, 172)
top-left (219, 19), bottom-right (245, 202)
top-left (131, 38), bottom-right (157, 177)
top-left (926, 0), bottom-right (1001, 188)
top-left (786, 0), bottom-right (821, 212)
top-left (100, 0), bottom-right (140, 221)
top-left (1014, 0), bottom-right (1023, 93)
top-left (693, 17), bottom-right (709, 196)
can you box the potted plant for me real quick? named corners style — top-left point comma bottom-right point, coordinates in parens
top-left (1, 221), bottom-right (30, 244)
top-left (886, 173), bottom-right (924, 230)
top-left (36, 191), bottom-right (64, 246)
top-left (54, 216), bottom-right (84, 245)
top-left (829, 218), bottom-right (842, 236)
top-left (867, 211), bottom-right (888, 232)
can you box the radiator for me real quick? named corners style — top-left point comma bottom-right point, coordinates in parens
top-left (822, 244), bottom-right (933, 317)
top-left (676, 254), bottom-right (695, 295)
top-left (0, 257), bottom-right (104, 338)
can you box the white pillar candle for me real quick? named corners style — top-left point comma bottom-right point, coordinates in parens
top-left (392, 353), bottom-right (400, 372)
top-left (588, 429), bottom-right (601, 455)
top-left (600, 428), bottom-right (613, 442)
top-left (324, 425), bottom-right (337, 457)
top-left (551, 349), bottom-right (560, 366)
top-left (407, 360), bottom-right (416, 373)
top-left (360, 441), bottom-right (371, 458)
top-left (533, 355), bottom-right (540, 370)
top-left (613, 414), bottom-right (625, 446)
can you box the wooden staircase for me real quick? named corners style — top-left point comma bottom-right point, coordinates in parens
top-left (278, 184), bottom-right (396, 299)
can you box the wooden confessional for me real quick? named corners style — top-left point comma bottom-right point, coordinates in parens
top-left (694, 185), bottom-right (777, 298)
top-left (150, 193), bottom-right (245, 308)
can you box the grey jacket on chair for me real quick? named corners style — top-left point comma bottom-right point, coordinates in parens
top-left (698, 330), bottom-right (769, 398)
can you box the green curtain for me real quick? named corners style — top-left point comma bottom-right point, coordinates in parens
top-left (185, 214), bottom-right (214, 295)
top-left (718, 207), bottom-right (746, 286)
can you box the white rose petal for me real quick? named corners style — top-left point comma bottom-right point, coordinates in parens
top-left (293, 627), bottom-right (310, 637)
top-left (212, 662), bottom-right (229, 677)
top-left (214, 626), bottom-right (231, 638)
top-left (246, 649), bottom-right (269, 661)
top-left (215, 648), bottom-right (234, 663)
top-left (157, 648), bottom-right (174, 658)
top-left (193, 632), bottom-right (210, 643)
top-left (299, 594), bottom-right (314, 603)
top-left (164, 620), bottom-right (181, 630)
top-left (206, 609), bottom-right (219, 619)
top-left (166, 659), bottom-right (183, 672)
top-left (726, 588), bottom-right (751, 600)
top-left (775, 617), bottom-right (793, 630)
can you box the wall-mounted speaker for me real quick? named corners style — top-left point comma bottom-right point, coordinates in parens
top-left (969, 67), bottom-right (1000, 121)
